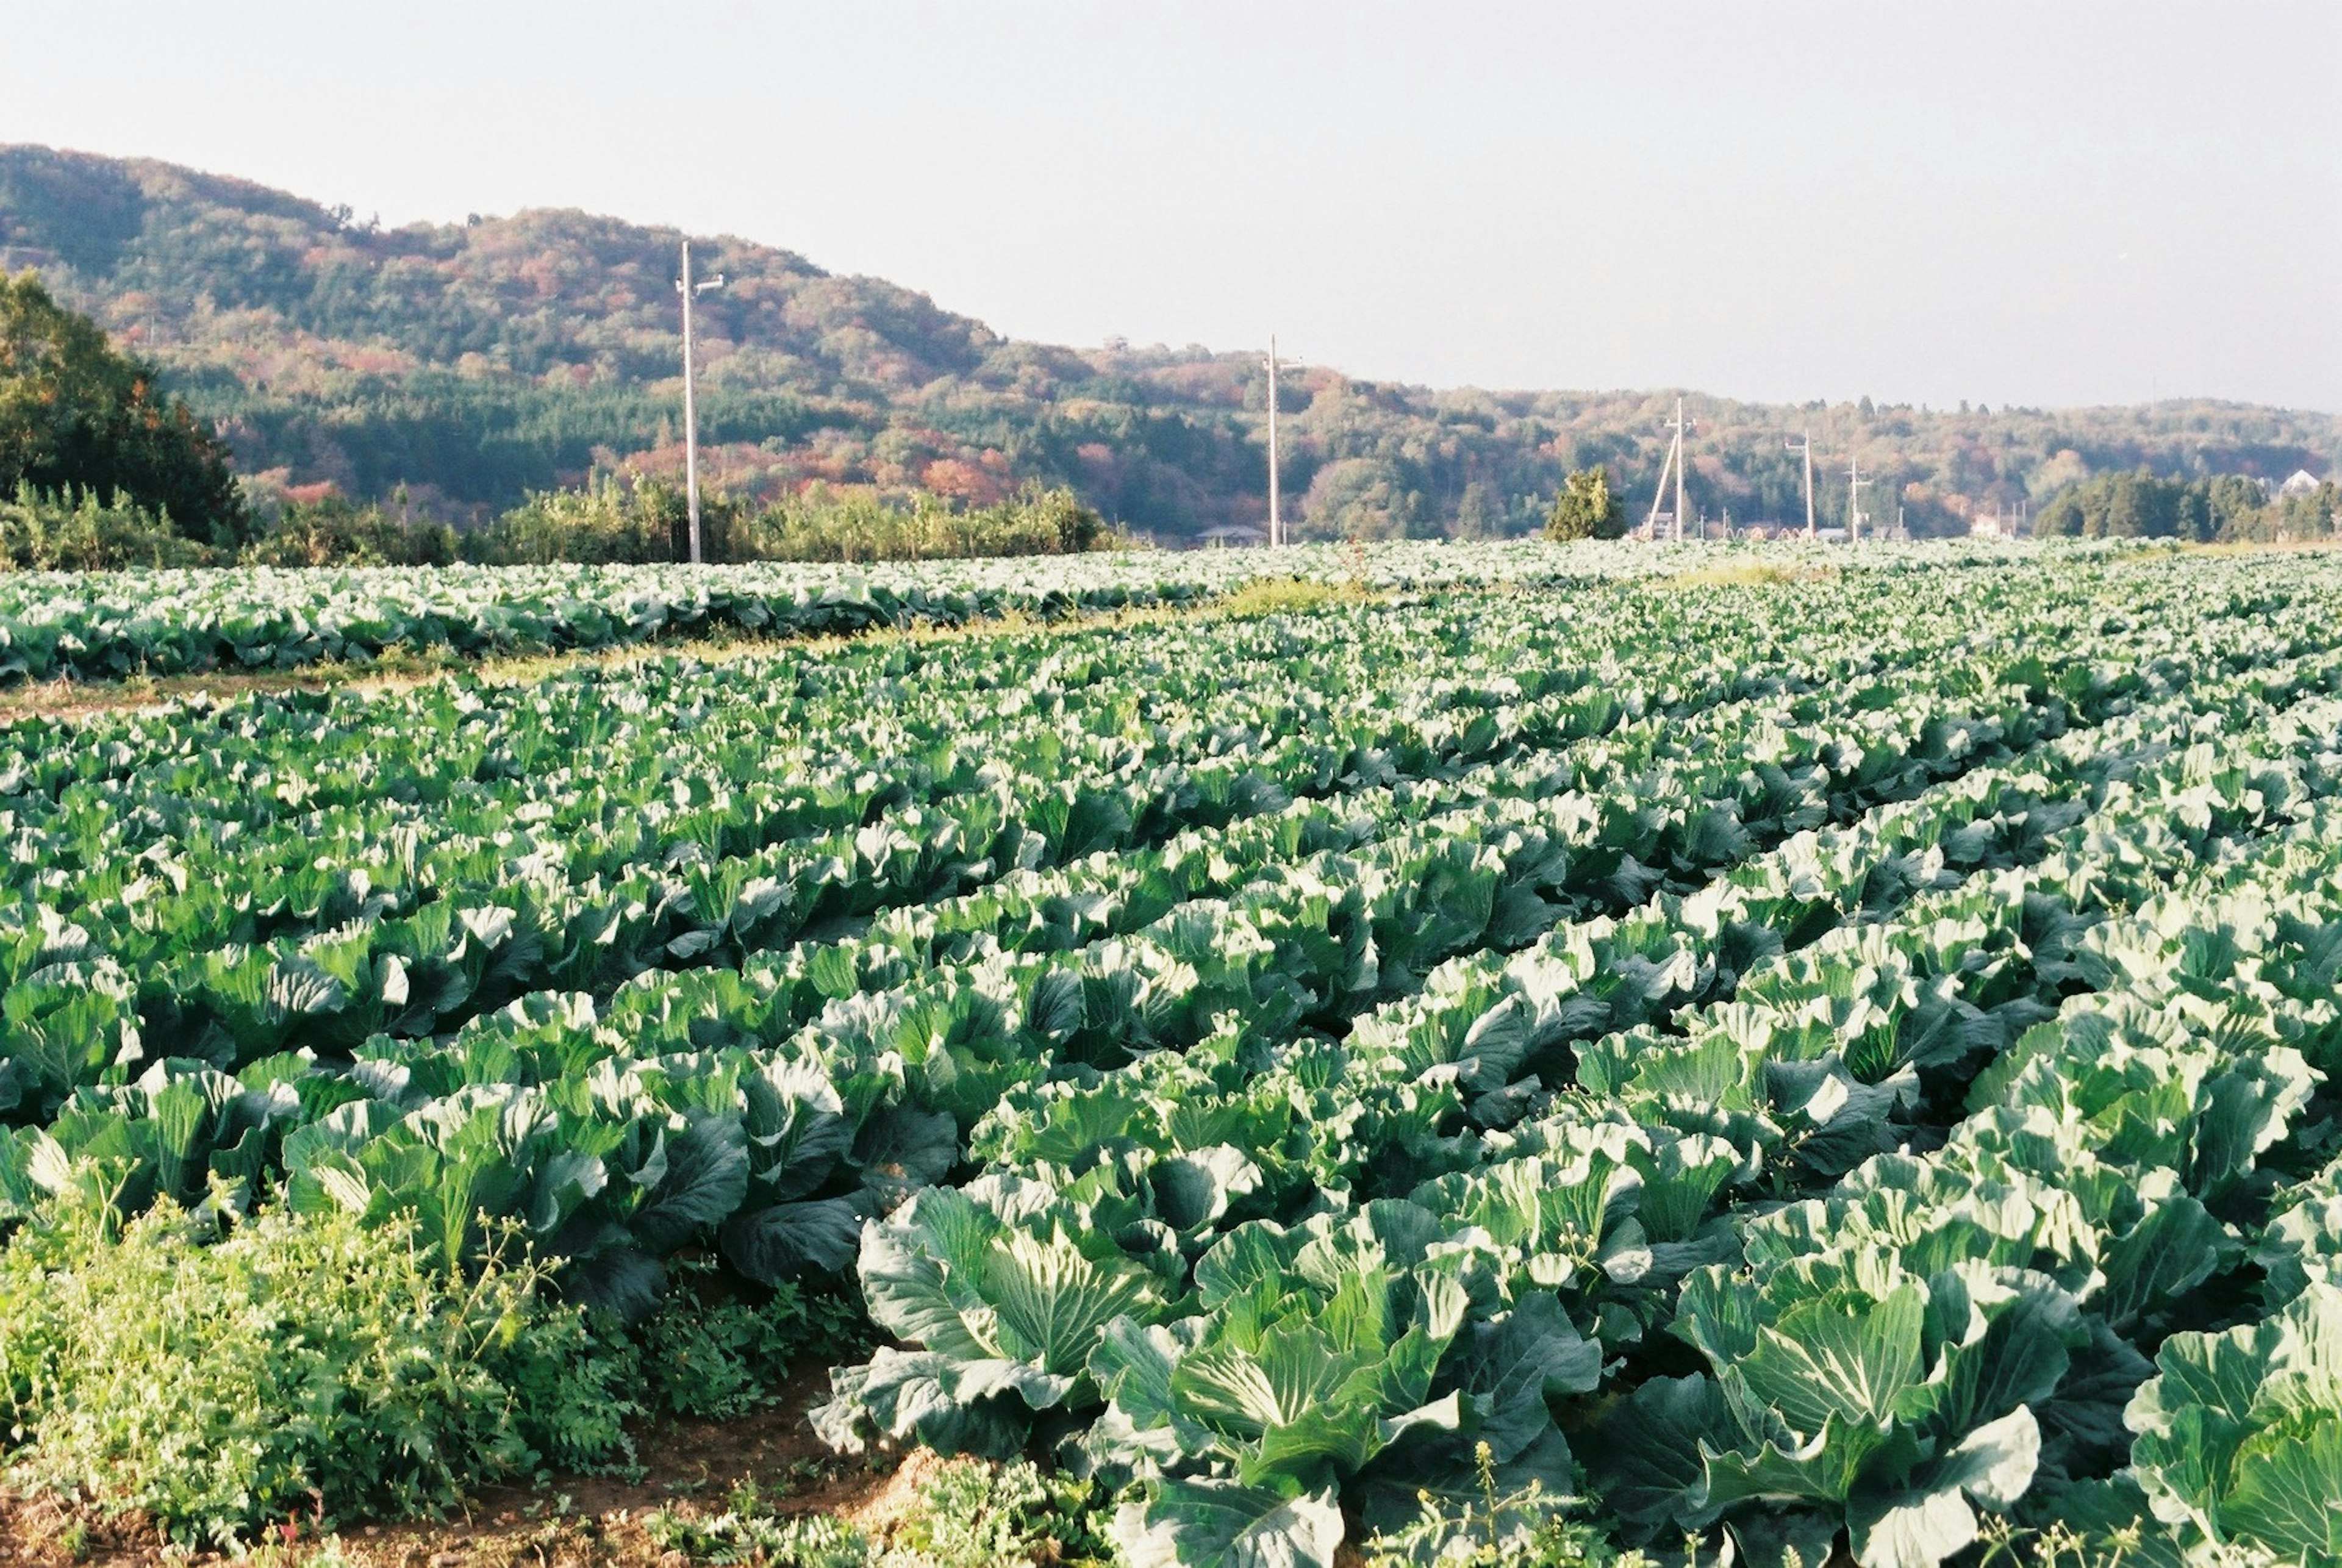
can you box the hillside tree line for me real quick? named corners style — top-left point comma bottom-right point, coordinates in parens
top-left (5, 145), bottom-right (2337, 545)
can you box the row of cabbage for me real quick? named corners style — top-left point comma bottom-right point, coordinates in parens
top-left (1586, 765), bottom-right (2342, 1568)
top-left (0, 536), bottom-right (1680, 682)
top-left (808, 639), bottom-right (2342, 1568)
top-left (1, 568), bottom-right (2083, 1286)
top-left (2, 548), bottom-right (2337, 1564)
top-left (1, 566), bottom-right (2088, 1120)
top-left (2, 559), bottom-right (2171, 1297)
top-left (0, 539), bottom-right (2070, 684)
top-left (777, 575), bottom-right (2342, 1566)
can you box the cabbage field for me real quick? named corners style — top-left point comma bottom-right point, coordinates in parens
top-left (3, 542), bottom-right (2340, 1567)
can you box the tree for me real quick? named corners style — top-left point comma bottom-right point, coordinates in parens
top-left (2032, 492), bottom-right (2086, 537)
top-left (1302, 457), bottom-right (1430, 540)
top-left (2099, 472), bottom-right (2147, 537)
top-left (1544, 467), bottom-right (1625, 542)
top-left (1452, 480), bottom-right (1503, 540)
top-left (2175, 485), bottom-right (2212, 543)
top-left (0, 271), bottom-right (245, 543)
top-left (2276, 481), bottom-right (2342, 542)
top-left (2205, 476), bottom-right (2267, 541)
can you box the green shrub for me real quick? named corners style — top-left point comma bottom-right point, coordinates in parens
top-left (732, 482), bottom-right (1115, 564)
top-left (461, 475), bottom-right (690, 564)
top-left (239, 497), bottom-right (458, 567)
top-left (1, 474), bottom-right (1117, 571)
top-left (0, 486), bottom-right (469, 571)
top-left (464, 477), bottom-right (1116, 566)
top-left (0, 1200), bottom-right (634, 1545)
top-left (0, 482), bottom-right (216, 569)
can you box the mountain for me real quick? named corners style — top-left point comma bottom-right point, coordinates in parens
top-left (4, 143), bottom-right (2337, 540)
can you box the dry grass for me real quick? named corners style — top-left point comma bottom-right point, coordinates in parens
top-left (1651, 561), bottom-right (1840, 591)
top-left (2171, 537), bottom-right (2342, 557)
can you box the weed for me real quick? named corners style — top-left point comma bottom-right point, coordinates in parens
top-left (1216, 575), bottom-right (1381, 618)
top-left (1652, 561), bottom-right (1837, 590)
top-left (642, 1455), bottom-right (1118, 1568)
top-left (1361, 1442), bottom-right (1640, 1568)
top-left (626, 1265), bottom-right (872, 1423)
top-left (0, 1201), bottom-right (636, 1545)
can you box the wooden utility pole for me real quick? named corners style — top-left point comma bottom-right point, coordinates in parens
top-left (1672, 398), bottom-right (1688, 542)
top-left (1643, 437), bottom-right (1674, 537)
top-left (1644, 398), bottom-right (1691, 540)
top-left (1266, 336), bottom-right (1281, 547)
top-left (1786, 431), bottom-right (1816, 538)
top-left (675, 240), bottom-right (725, 564)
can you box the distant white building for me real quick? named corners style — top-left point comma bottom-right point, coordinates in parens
top-left (2278, 469), bottom-right (2324, 497)
top-left (1969, 509), bottom-right (2020, 540)
top-left (1196, 524), bottom-right (1268, 549)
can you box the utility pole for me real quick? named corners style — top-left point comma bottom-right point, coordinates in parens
top-left (1785, 431), bottom-right (1816, 538)
top-left (1846, 456), bottom-right (1869, 545)
top-left (1265, 335), bottom-right (1281, 548)
top-left (1642, 439), bottom-right (1674, 537)
top-left (1644, 397), bottom-right (1692, 541)
top-left (1672, 398), bottom-right (1688, 543)
top-left (675, 240), bottom-right (725, 564)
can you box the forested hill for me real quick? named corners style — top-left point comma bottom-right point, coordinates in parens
top-left (4, 143), bottom-right (2337, 540)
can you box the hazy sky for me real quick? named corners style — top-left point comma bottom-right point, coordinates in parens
top-left (4, 1), bottom-right (2337, 410)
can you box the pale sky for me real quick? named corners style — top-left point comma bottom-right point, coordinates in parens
top-left (4, 1), bottom-right (2337, 411)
